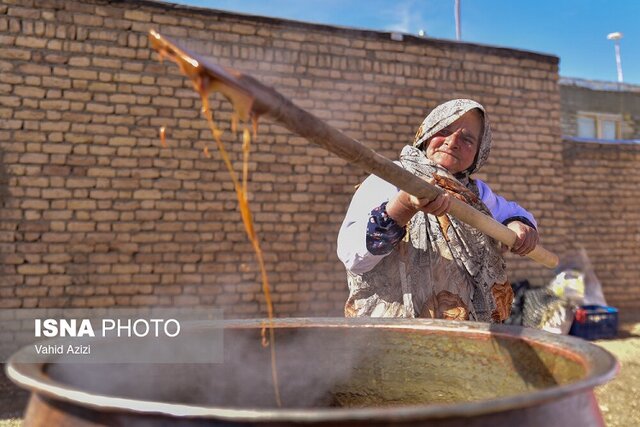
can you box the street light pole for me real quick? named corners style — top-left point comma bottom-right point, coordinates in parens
top-left (455, 0), bottom-right (461, 40)
top-left (606, 32), bottom-right (624, 83)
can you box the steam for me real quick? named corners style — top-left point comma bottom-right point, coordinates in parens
top-left (46, 325), bottom-right (372, 409)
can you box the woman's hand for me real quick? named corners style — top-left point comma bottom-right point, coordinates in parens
top-left (386, 188), bottom-right (452, 226)
top-left (505, 221), bottom-right (539, 256)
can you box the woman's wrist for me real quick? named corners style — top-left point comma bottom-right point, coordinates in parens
top-left (502, 216), bottom-right (536, 230)
top-left (385, 191), bottom-right (418, 226)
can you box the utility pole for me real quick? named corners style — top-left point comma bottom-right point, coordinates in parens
top-left (606, 32), bottom-right (624, 83)
top-left (455, 0), bottom-right (461, 40)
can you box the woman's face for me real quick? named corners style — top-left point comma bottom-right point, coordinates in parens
top-left (425, 110), bottom-right (482, 174)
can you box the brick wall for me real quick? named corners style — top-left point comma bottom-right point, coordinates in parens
top-left (1, 0), bottom-right (567, 317)
top-left (563, 140), bottom-right (640, 318)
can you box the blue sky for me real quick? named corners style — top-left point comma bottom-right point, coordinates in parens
top-left (171, 0), bottom-right (640, 85)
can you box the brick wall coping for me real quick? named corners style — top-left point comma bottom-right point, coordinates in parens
top-left (135, 0), bottom-right (559, 64)
top-left (560, 77), bottom-right (640, 93)
top-left (563, 136), bottom-right (640, 145)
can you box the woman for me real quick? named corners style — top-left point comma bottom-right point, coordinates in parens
top-left (337, 99), bottom-right (539, 322)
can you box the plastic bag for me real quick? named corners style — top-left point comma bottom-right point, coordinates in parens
top-left (507, 247), bottom-right (604, 334)
top-left (553, 247), bottom-right (606, 306)
top-left (548, 269), bottom-right (585, 304)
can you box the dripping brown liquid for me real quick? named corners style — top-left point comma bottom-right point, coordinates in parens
top-left (150, 30), bottom-right (281, 406)
top-left (159, 125), bottom-right (167, 148)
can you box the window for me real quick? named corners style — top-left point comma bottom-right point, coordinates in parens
top-left (600, 120), bottom-right (618, 140)
top-left (576, 112), bottom-right (621, 140)
top-left (577, 116), bottom-right (596, 138)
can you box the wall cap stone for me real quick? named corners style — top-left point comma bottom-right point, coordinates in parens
top-left (560, 77), bottom-right (640, 93)
top-left (563, 136), bottom-right (640, 145)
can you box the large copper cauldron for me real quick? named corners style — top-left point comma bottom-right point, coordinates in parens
top-left (7, 318), bottom-right (617, 426)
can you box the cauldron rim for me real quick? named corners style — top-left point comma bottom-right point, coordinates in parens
top-left (6, 317), bottom-right (618, 423)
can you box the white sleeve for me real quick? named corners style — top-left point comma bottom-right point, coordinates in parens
top-left (476, 179), bottom-right (537, 229)
top-left (337, 174), bottom-right (400, 274)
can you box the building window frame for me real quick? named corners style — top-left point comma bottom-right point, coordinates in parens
top-left (576, 111), bottom-right (622, 140)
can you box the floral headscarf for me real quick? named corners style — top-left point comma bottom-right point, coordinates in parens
top-left (413, 99), bottom-right (492, 177)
